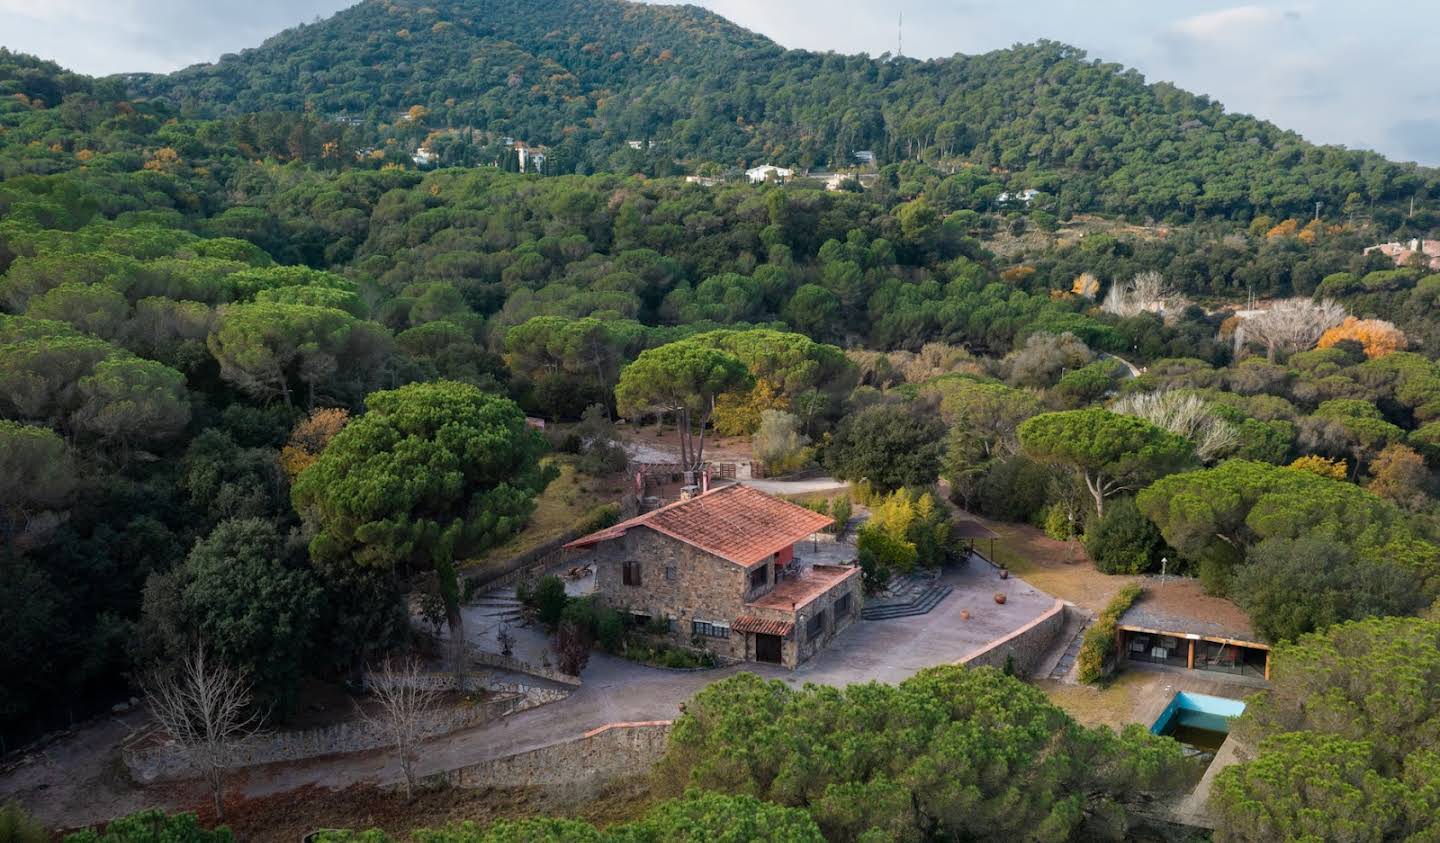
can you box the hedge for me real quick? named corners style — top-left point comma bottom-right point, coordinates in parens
top-left (1076, 583), bottom-right (1144, 684)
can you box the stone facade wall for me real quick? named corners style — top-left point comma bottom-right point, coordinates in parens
top-left (590, 528), bottom-right (755, 662)
top-left (589, 528), bottom-right (862, 669)
top-left (957, 599), bottom-right (1067, 678)
top-left (431, 721), bottom-right (672, 803)
top-left (123, 677), bottom-right (570, 783)
top-left (792, 570), bottom-right (863, 666)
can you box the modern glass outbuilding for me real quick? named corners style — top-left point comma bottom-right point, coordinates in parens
top-left (1116, 578), bottom-right (1271, 682)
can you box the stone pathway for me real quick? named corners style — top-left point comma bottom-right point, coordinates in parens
top-left (1046, 612), bottom-right (1092, 682)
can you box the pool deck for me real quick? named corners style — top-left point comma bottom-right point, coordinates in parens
top-left (1174, 735), bottom-right (1244, 829)
top-left (1129, 671), bottom-right (1258, 831)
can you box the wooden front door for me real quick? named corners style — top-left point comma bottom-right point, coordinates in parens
top-left (755, 633), bottom-right (782, 664)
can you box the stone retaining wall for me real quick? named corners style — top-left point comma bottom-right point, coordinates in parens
top-left (468, 650), bottom-right (583, 687)
top-left (957, 598), bottom-right (1067, 678)
top-left (123, 678), bottom-right (570, 783)
top-left (428, 721), bottom-right (673, 802)
top-left (462, 528), bottom-right (585, 593)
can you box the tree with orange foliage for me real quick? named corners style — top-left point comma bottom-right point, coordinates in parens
top-left (279, 407), bottom-right (350, 480)
top-left (1288, 455), bottom-right (1348, 481)
top-left (1265, 218), bottom-right (1300, 240)
top-left (142, 147), bottom-right (182, 173)
top-left (1318, 317), bottom-right (1408, 359)
top-left (1367, 444), bottom-right (1429, 510)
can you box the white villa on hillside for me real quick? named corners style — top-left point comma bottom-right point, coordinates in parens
top-left (746, 164), bottom-right (794, 184)
top-left (997, 188), bottom-right (1040, 205)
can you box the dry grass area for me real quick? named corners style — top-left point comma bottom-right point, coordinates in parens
top-left (1036, 672), bottom-right (1159, 731)
top-left (970, 515), bottom-right (1139, 614)
top-left (460, 458), bottom-right (626, 572)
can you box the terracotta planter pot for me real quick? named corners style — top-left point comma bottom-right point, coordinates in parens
top-left (960, 609), bottom-right (970, 621)
top-left (993, 592), bottom-right (1007, 605)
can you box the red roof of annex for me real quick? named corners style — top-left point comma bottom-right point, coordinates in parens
top-left (564, 484), bottom-right (834, 567)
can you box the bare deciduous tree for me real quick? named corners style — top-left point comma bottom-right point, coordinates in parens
top-left (1110, 391), bottom-right (1241, 463)
top-left (1102, 271), bottom-right (1188, 319)
top-left (142, 642), bottom-right (262, 820)
top-left (1233, 298), bottom-right (1348, 361)
top-left (362, 657), bottom-right (442, 801)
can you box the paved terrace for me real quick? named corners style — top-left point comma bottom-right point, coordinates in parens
top-left (749, 563), bottom-right (858, 612)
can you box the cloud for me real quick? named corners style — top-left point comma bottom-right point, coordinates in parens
top-left (0, 0), bottom-right (106, 24)
top-left (1170, 5), bottom-right (1293, 42)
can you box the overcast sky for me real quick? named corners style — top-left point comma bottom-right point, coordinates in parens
top-left (3, 0), bottom-right (1436, 165)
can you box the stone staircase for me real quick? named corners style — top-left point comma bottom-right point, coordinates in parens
top-left (861, 573), bottom-right (953, 621)
top-left (472, 595), bottom-right (525, 624)
top-left (1047, 614), bottom-right (1092, 681)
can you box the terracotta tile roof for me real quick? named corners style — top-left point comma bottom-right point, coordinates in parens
top-left (565, 484), bottom-right (835, 567)
top-left (732, 615), bottom-right (795, 637)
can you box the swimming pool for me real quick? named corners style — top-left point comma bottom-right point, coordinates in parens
top-left (1150, 692), bottom-right (1246, 752)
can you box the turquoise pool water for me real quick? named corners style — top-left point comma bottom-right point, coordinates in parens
top-left (1150, 692), bottom-right (1245, 752)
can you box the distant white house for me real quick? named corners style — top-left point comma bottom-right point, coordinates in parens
top-left (997, 189), bottom-right (1041, 206)
top-left (516, 142), bottom-right (547, 173)
top-left (685, 175), bottom-right (722, 187)
top-left (412, 147), bottom-right (437, 167)
top-left (626, 139), bottom-right (653, 151)
top-left (822, 172), bottom-right (871, 191)
top-left (746, 164), bottom-right (794, 184)
top-left (854, 150), bottom-right (876, 165)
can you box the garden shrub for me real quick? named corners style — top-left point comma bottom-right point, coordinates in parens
top-left (1043, 502), bottom-right (1077, 541)
top-left (577, 502), bottom-right (620, 534)
top-left (532, 574), bottom-right (569, 628)
top-left (1084, 497), bottom-right (1165, 574)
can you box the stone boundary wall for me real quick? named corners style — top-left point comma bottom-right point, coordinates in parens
top-left (123, 678), bottom-right (570, 783)
top-left (462, 527), bottom-right (586, 594)
top-left (957, 598), bottom-right (1067, 678)
top-left (468, 649), bottom-right (583, 687)
top-left (428, 720), bottom-right (673, 802)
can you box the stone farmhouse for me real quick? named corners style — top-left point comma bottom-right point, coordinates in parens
top-left (565, 485), bottom-right (862, 669)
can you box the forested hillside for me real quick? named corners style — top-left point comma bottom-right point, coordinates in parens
top-left (125, 0), bottom-right (1440, 224)
top-left (6, 5), bottom-right (1440, 838)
